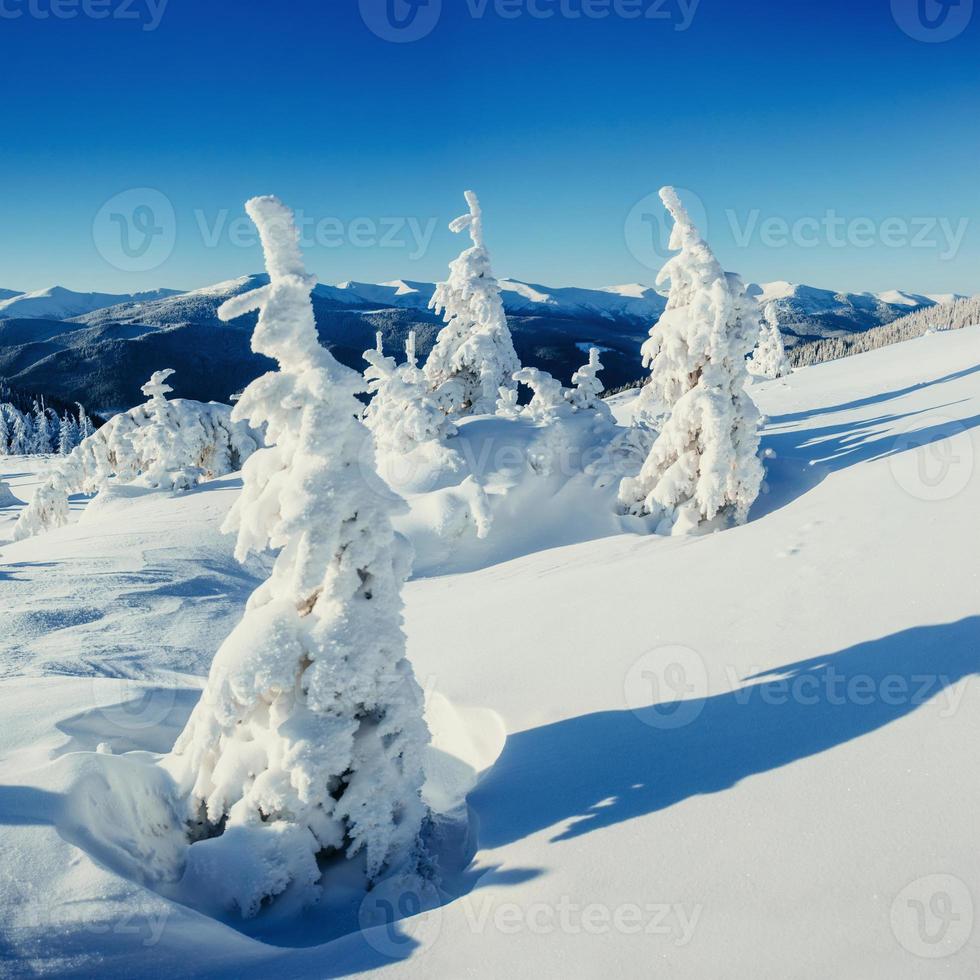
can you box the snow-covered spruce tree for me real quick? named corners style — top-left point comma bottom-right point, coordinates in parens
top-left (364, 331), bottom-right (457, 465)
top-left (13, 391), bottom-right (256, 540)
top-left (513, 367), bottom-right (569, 424)
top-left (127, 368), bottom-right (210, 490)
top-left (30, 400), bottom-right (53, 454)
top-left (76, 403), bottom-right (94, 442)
top-left (58, 411), bottom-right (79, 455)
top-left (9, 470), bottom-right (69, 535)
top-left (425, 191), bottom-right (521, 417)
top-left (748, 304), bottom-right (791, 379)
top-left (164, 196), bottom-right (430, 918)
top-left (10, 411), bottom-right (31, 455)
top-left (618, 187), bottom-right (764, 533)
top-left (0, 406), bottom-right (10, 455)
top-left (565, 347), bottom-right (611, 414)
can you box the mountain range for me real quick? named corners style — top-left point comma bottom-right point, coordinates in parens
top-left (0, 277), bottom-right (967, 412)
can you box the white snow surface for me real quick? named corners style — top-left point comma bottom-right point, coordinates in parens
top-left (0, 328), bottom-right (978, 977)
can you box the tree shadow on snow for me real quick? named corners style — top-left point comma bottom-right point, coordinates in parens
top-left (470, 619), bottom-right (979, 848)
top-left (751, 404), bottom-right (980, 520)
top-left (770, 362), bottom-right (980, 425)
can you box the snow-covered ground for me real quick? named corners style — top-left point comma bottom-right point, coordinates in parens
top-left (0, 328), bottom-right (978, 978)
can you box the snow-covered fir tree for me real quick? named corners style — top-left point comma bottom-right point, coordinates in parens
top-left (565, 347), bottom-right (609, 413)
top-left (748, 304), bottom-right (791, 379)
top-left (10, 471), bottom-right (70, 537)
top-left (30, 400), bottom-right (53, 455)
top-left (164, 196), bottom-right (430, 918)
top-left (364, 330), bottom-right (457, 466)
top-left (13, 392), bottom-right (255, 540)
top-left (10, 411), bottom-right (32, 455)
top-left (127, 368), bottom-right (206, 489)
top-left (77, 403), bottom-right (94, 442)
top-left (58, 411), bottom-right (79, 455)
top-left (619, 187), bottom-right (764, 534)
top-left (513, 367), bottom-right (568, 424)
top-left (0, 406), bottom-right (10, 456)
top-left (425, 190), bottom-right (521, 417)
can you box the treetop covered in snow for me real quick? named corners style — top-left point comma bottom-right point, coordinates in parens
top-left (166, 196), bottom-right (430, 917)
top-left (425, 190), bottom-right (522, 417)
top-left (620, 186), bottom-right (763, 533)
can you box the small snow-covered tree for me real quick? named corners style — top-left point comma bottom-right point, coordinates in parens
top-left (565, 347), bottom-right (609, 414)
top-left (13, 394), bottom-right (255, 540)
top-left (495, 385), bottom-right (520, 419)
top-left (58, 411), bottom-right (79, 455)
top-left (0, 406), bottom-right (10, 455)
top-left (425, 191), bottom-right (521, 416)
top-left (364, 331), bottom-right (457, 464)
top-left (164, 196), bottom-right (429, 918)
top-left (10, 470), bottom-right (69, 534)
top-left (748, 304), bottom-right (791, 379)
top-left (11, 410), bottom-right (32, 456)
top-left (127, 368), bottom-right (206, 489)
top-left (30, 400), bottom-right (53, 454)
top-left (76, 403), bottom-right (94, 442)
top-left (513, 367), bottom-right (568, 424)
top-left (619, 187), bottom-right (763, 533)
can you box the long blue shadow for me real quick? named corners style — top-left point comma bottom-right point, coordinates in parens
top-left (770, 362), bottom-right (980, 424)
top-left (470, 619), bottom-right (979, 848)
top-left (751, 408), bottom-right (980, 520)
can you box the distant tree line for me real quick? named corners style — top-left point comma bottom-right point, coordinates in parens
top-left (790, 295), bottom-right (980, 368)
top-left (0, 378), bottom-right (97, 456)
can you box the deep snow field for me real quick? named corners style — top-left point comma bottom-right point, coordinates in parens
top-left (1, 328), bottom-right (978, 978)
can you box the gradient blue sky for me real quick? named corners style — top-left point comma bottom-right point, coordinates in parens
top-left (0, 0), bottom-right (977, 295)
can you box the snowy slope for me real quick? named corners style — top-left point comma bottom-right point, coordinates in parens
top-left (0, 328), bottom-right (978, 977)
top-left (0, 286), bottom-right (182, 320)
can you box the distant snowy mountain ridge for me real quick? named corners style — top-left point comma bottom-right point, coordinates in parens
top-left (0, 285), bottom-right (182, 320)
top-left (0, 277), bottom-right (967, 333)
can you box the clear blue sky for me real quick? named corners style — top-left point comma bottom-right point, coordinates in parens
top-left (0, 0), bottom-right (977, 295)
